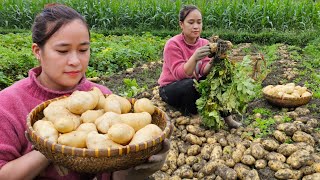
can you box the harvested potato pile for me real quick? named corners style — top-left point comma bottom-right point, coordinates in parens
top-left (33, 87), bottom-right (163, 149)
top-left (263, 83), bottom-right (312, 98)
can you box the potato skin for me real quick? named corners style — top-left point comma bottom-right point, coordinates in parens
top-left (129, 124), bottom-right (162, 145)
top-left (53, 117), bottom-right (75, 133)
top-left (95, 112), bottom-right (122, 134)
top-left (91, 87), bottom-right (106, 110)
top-left (58, 131), bottom-right (88, 148)
top-left (86, 131), bottom-right (123, 149)
top-left (107, 123), bottom-right (135, 145)
top-left (104, 97), bottom-right (121, 114)
top-left (133, 98), bottom-right (155, 115)
top-left (67, 91), bottom-right (98, 114)
top-left (81, 109), bottom-right (104, 123)
top-left (33, 120), bottom-right (59, 143)
top-left (76, 123), bottom-right (97, 133)
top-left (120, 112), bottom-right (152, 132)
top-left (107, 94), bottom-right (132, 114)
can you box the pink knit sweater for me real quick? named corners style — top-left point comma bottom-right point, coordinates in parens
top-left (0, 67), bottom-right (112, 179)
top-left (158, 33), bottom-right (211, 87)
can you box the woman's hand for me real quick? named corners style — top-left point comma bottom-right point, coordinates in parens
top-left (112, 139), bottom-right (170, 180)
top-left (191, 45), bottom-right (211, 62)
top-left (185, 45), bottom-right (211, 76)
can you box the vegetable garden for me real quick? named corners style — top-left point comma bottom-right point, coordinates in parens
top-left (1, 0), bottom-right (320, 179)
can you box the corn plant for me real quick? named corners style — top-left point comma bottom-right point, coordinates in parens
top-left (1, 0), bottom-right (319, 32)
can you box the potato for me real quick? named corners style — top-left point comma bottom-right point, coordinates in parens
top-left (107, 94), bottom-right (132, 114)
top-left (58, 131), bottom-right (88, 148)
top-left (292, 92), bottom-right (301, 98)
top-left (283, 85), bottom-right (294, 94)
top-left (72, 116), bottom-right (81, 130)
top-left (86, 131), bottom-right (123, 149)
top-left (33, 120), bottom-right (59, 143)
top-left (277, 92), bottom-right (284, 98)
top-left (104, 97), bottom-right (121, 114)
top-left (297, 86), bottom-right (308, 95)
top-left (209, 42), bottom-right (218, 52)
top-left (266, 88), bottom-right (277, 96)
top-left (86, 131), bottom-right (106, 149)
top-left (134, 98), bottom-right (155, 115)
top-left (53, 117), bottom-right (75, 133)
top-left (294, 85), bottom-right (302, 90)
top-left (91, 87), bottom-right (106, 110)
top-left (286, 83), bottom-right (295, 87)
top-left (120, 112), bottom-right (152, 132)
top-left (129, 124), bottom-right (162, 145)
top-left (302, 91), bottom-right (312, 97)
top-left (43, 105), bottom-right (70, 123)
top-left (263, 85), bottom-right (274, 94)
top-left (81, 109), bottom-right (104, 123)
top-left (76, 123), bottom-right (97, 133)
top-left (95, 112), bottom-right (122, 133)
top-left (107, 123), bottom-right (135, 145)
top-left (67, 90), bottom-right (98, 114)
top-left (48, 97), bottom-right (69, 108)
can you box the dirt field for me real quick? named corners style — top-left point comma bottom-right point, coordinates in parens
top-left (98, 43), bottom-right (320, 179)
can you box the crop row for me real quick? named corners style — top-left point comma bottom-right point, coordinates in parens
top-left (1, 0), bottom-right (319, 32)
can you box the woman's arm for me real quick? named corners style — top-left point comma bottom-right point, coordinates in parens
top-left (184, 45), bottom-right (211, 76)
top-left (183, 55), bottom-right (198, 76)
top-left (202, 59), bottom-right (214, 76)
top-left (0, 150), bottom-right (50, 180)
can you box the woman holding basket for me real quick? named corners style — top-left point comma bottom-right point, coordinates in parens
top-left (0, 4), bottom-right (169, 179)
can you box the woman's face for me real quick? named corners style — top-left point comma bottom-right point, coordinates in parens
top-left (34, 19), bottom-right (90, 91)
top-left (179, 9), bottom-right (202, 44)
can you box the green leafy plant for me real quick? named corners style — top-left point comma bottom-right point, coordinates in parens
top-left (119, 78), bottom-right (146, 98)
top-left (254, 117), bottom-right (276, 138)
top-left (281, 115), bottom-right (292, 123)
top-left (195, 56), bottom-right (257, 129)
top-left (253, 107), bottom-right (273, 116)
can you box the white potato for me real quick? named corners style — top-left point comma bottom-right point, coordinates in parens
top-left (95, 112), bottom-right (122, 134)
top-left (81, 109), bottom-right (104, 123)
top-left (67, 91), bottom-right (98, 114)
top-left (33, 120), bottom-right (59, 143)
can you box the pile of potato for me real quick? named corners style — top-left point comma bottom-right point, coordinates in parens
top-left (33, 87), bottom-right (163, 149)
top-left (263, 83), bottom-right (312, 99)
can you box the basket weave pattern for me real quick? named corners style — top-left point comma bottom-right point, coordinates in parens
top-left (263, 90), bottom-right (312, 108)
top-left (26, 96), bottom-right (173, 173)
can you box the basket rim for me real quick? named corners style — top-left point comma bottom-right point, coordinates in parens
top-left (26, 95), bottom-right (173, 158)
top-left (263, 89), bottom-right (313, 101)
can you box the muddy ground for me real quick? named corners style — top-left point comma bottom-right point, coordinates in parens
top-left (97, 43), bottom-right (320, 179)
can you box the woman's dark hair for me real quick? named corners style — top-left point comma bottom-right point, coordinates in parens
top-left (32, 3), bottom-right (89, 48)
top-left (179, 5), bottom-right (200, 22)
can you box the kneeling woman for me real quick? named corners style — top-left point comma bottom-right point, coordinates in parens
top-left (158, 5), bottom-right (241, 128)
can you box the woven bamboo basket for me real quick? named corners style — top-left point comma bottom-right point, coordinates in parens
top-left (263, 90), bottom-right (312, 108)
top-left (26, 96), bottom-right (173, 174)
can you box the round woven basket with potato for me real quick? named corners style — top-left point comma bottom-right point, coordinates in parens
top-left (26, 93), bottom-right (173, 174)
top-left (262, 83), bottom-right (313, 108)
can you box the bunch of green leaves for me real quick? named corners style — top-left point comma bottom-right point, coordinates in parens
top-left (195, 56), bottom-right (257, 129)
top-left (253, 117), bottom-right (276, 138)
top-left (119, 78), bottom-right (147, 98)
